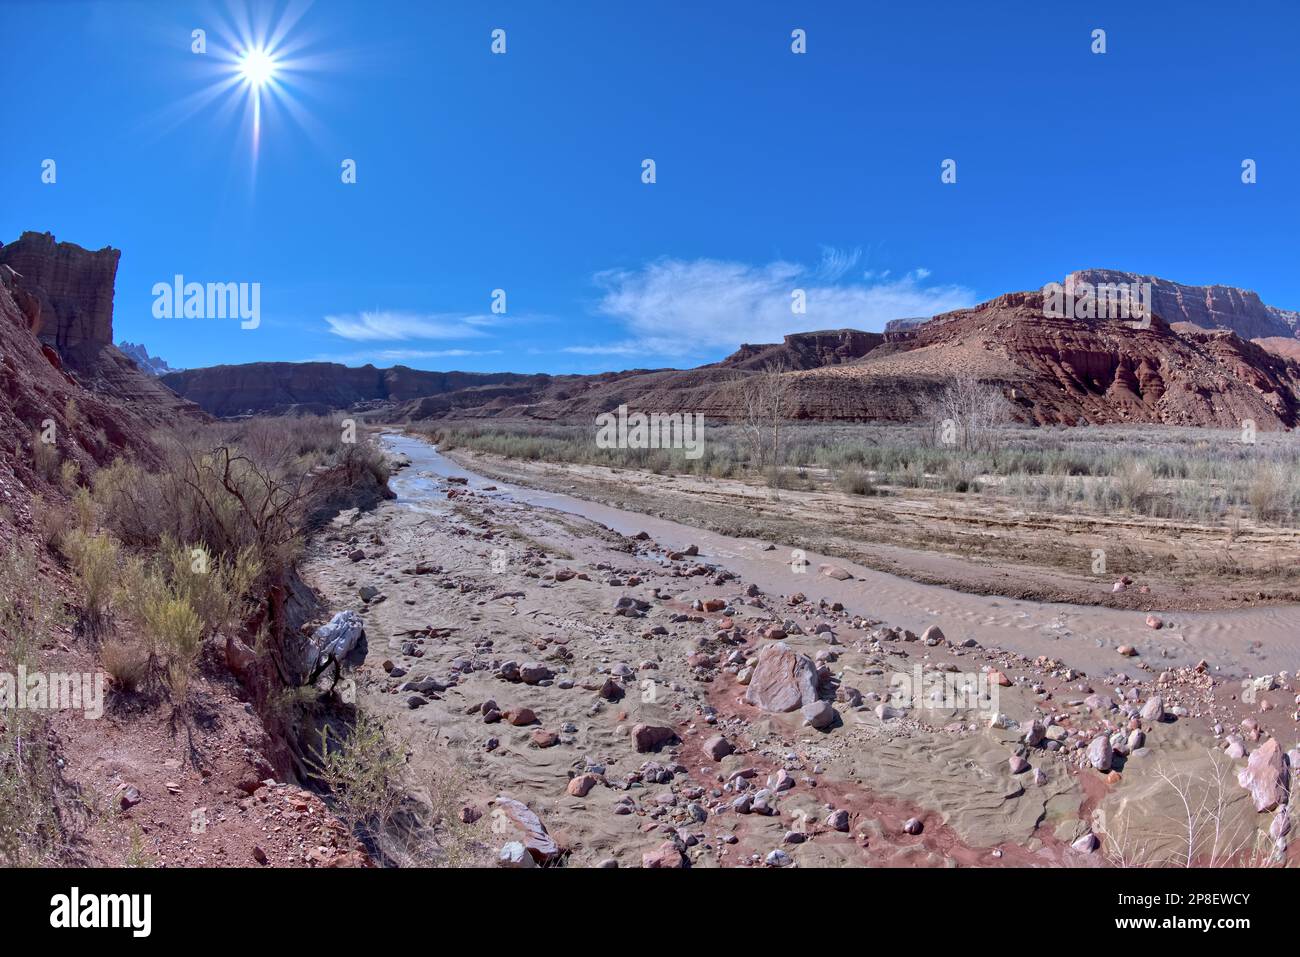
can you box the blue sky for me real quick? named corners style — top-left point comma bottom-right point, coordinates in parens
top-left (3, 0), bottom-right (1297, 374)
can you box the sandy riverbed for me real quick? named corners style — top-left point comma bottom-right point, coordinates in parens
top-left (294, 432), bottom-right (1296, 868)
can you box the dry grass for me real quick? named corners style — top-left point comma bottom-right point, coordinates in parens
top-left (100, 638), bottom-right (149, 693)
top-left (424, 420), bottom-right (1300, 529)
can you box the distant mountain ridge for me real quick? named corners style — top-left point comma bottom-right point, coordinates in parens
top-left (160, 363), bottom-right (548, 418)
top-left (118, 341), bottom-right (175, 376)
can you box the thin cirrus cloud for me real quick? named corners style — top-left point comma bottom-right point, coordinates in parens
top-left (570, 255), bottom-right (976, 359)
top-left (310, 347), bottom-right (502, 365)
top-left (323, 309), bottom-right (494, 342)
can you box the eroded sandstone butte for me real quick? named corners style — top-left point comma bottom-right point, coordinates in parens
top-left (0, 231), bottom-right (200, 422)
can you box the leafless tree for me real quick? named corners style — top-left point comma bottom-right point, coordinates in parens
top-left (737, 359), bottom-right (794, 484)
top-left (923, 371), bottom-right (1012, 453)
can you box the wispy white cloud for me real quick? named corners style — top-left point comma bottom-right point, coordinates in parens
top-left (560, 343), bottom-right (644, 356)
top-left (324, 310), bottom-right (493, 342)
top-left (584, 256), bottom-right (975, 358)
top-left (310, 347), bottom-right (501, 365)
top-left (815, 245), bottom-right (862, 281)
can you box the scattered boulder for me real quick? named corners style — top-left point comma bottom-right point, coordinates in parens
top-left (642, 841), bottom-right (685, 868)
top-left (492, 796), bottom-right (561, 864)
top-left (1140, 696), bottom-right (1165, 722)
top-left (703, 735), bottom-right (734, 761)
top-left (801, 699), bottom-right (835, 730)
top-left (920, 625), bottom-right (945, 644)
top-left (1238, 738), bottom-right (1289, 813)
top-left (520, 662), bottom-right (554, 685)
top-left (744, 642), bottom-right (819, 713)
top-left (1087, 735), bottom-right (1113, 772)
top-left (632, 724), bottom-right (678, 753)
top-left (567, 774), bottom-right (600, 798)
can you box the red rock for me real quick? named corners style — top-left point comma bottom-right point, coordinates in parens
top-left (566, 774), bottom-right (599, 797)
top-left (641, 841), bottom-right (685, 868)
top-left (632, 724), bottom-right (678, 753)
top-left (703, 735), bottom-right (734, 761)
top-left (530, 729), bottom-right (559, 748)
top-left (744, 642), bottom-right (819, 713)
top-left (506, 707), bottom-right (537, 726)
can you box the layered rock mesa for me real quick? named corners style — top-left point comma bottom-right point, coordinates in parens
top-left (1067, 268), bottom-right (1299, 341)
top-left (716, 329), bottom-right (885, 371)
top-left (0, 231), bottom-right (200, 421)
top-left (161, 363), bottom-right (550, 418)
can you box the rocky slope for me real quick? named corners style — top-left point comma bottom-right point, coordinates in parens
top-left (716, 329), bottom-right (886, 371)
top-left (791, 290), bottom-right (1300, 428)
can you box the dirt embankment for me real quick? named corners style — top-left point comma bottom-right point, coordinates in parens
top-left (434, 449), bottom-right (1300, 613)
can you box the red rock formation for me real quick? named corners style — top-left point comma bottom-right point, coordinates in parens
top-left (1067, 269), bottom-right (1297, 341)
top-left (0, 232), bottom-right (201, 423)
top-left (718, 329), bottom-right (885, 371)
top-left (0, 231), bottom-right (120, 351)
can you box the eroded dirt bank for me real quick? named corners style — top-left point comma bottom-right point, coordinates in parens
top-left (296, 433), bottom-right (1299, 867)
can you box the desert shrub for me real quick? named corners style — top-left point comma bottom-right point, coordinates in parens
top-left (37, 506), bottom-right (69, 554)
top-left (119, 544), bottom-right (247, 704)
top-left (1247, 465), bottom-right (1288, 523)
top-left (71, 486), bottom-right (95, 533)
top-left (836, 467), bottom-right (878, 496)
top-left (31, 434), bottom-right (58, 481)
top-left (1113, 460), bottom-right (1156, 513)
top-left (58, 460), bottom-right (80, 494)
top-left (0, 544), bottom-right (68, 864)
top-left (60, 529), bottom-right (119, 636)
top-left (137, 584), bottom-right (203, 705)
top-left (157, 539), bottom-right (261, 640)
top-left (308, 711), bottom-right (407, 848)
top-left (100, 638), bottom-right (149, 693)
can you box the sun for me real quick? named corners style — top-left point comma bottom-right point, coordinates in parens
top-left (237, 46), bottom-right (278, 88)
